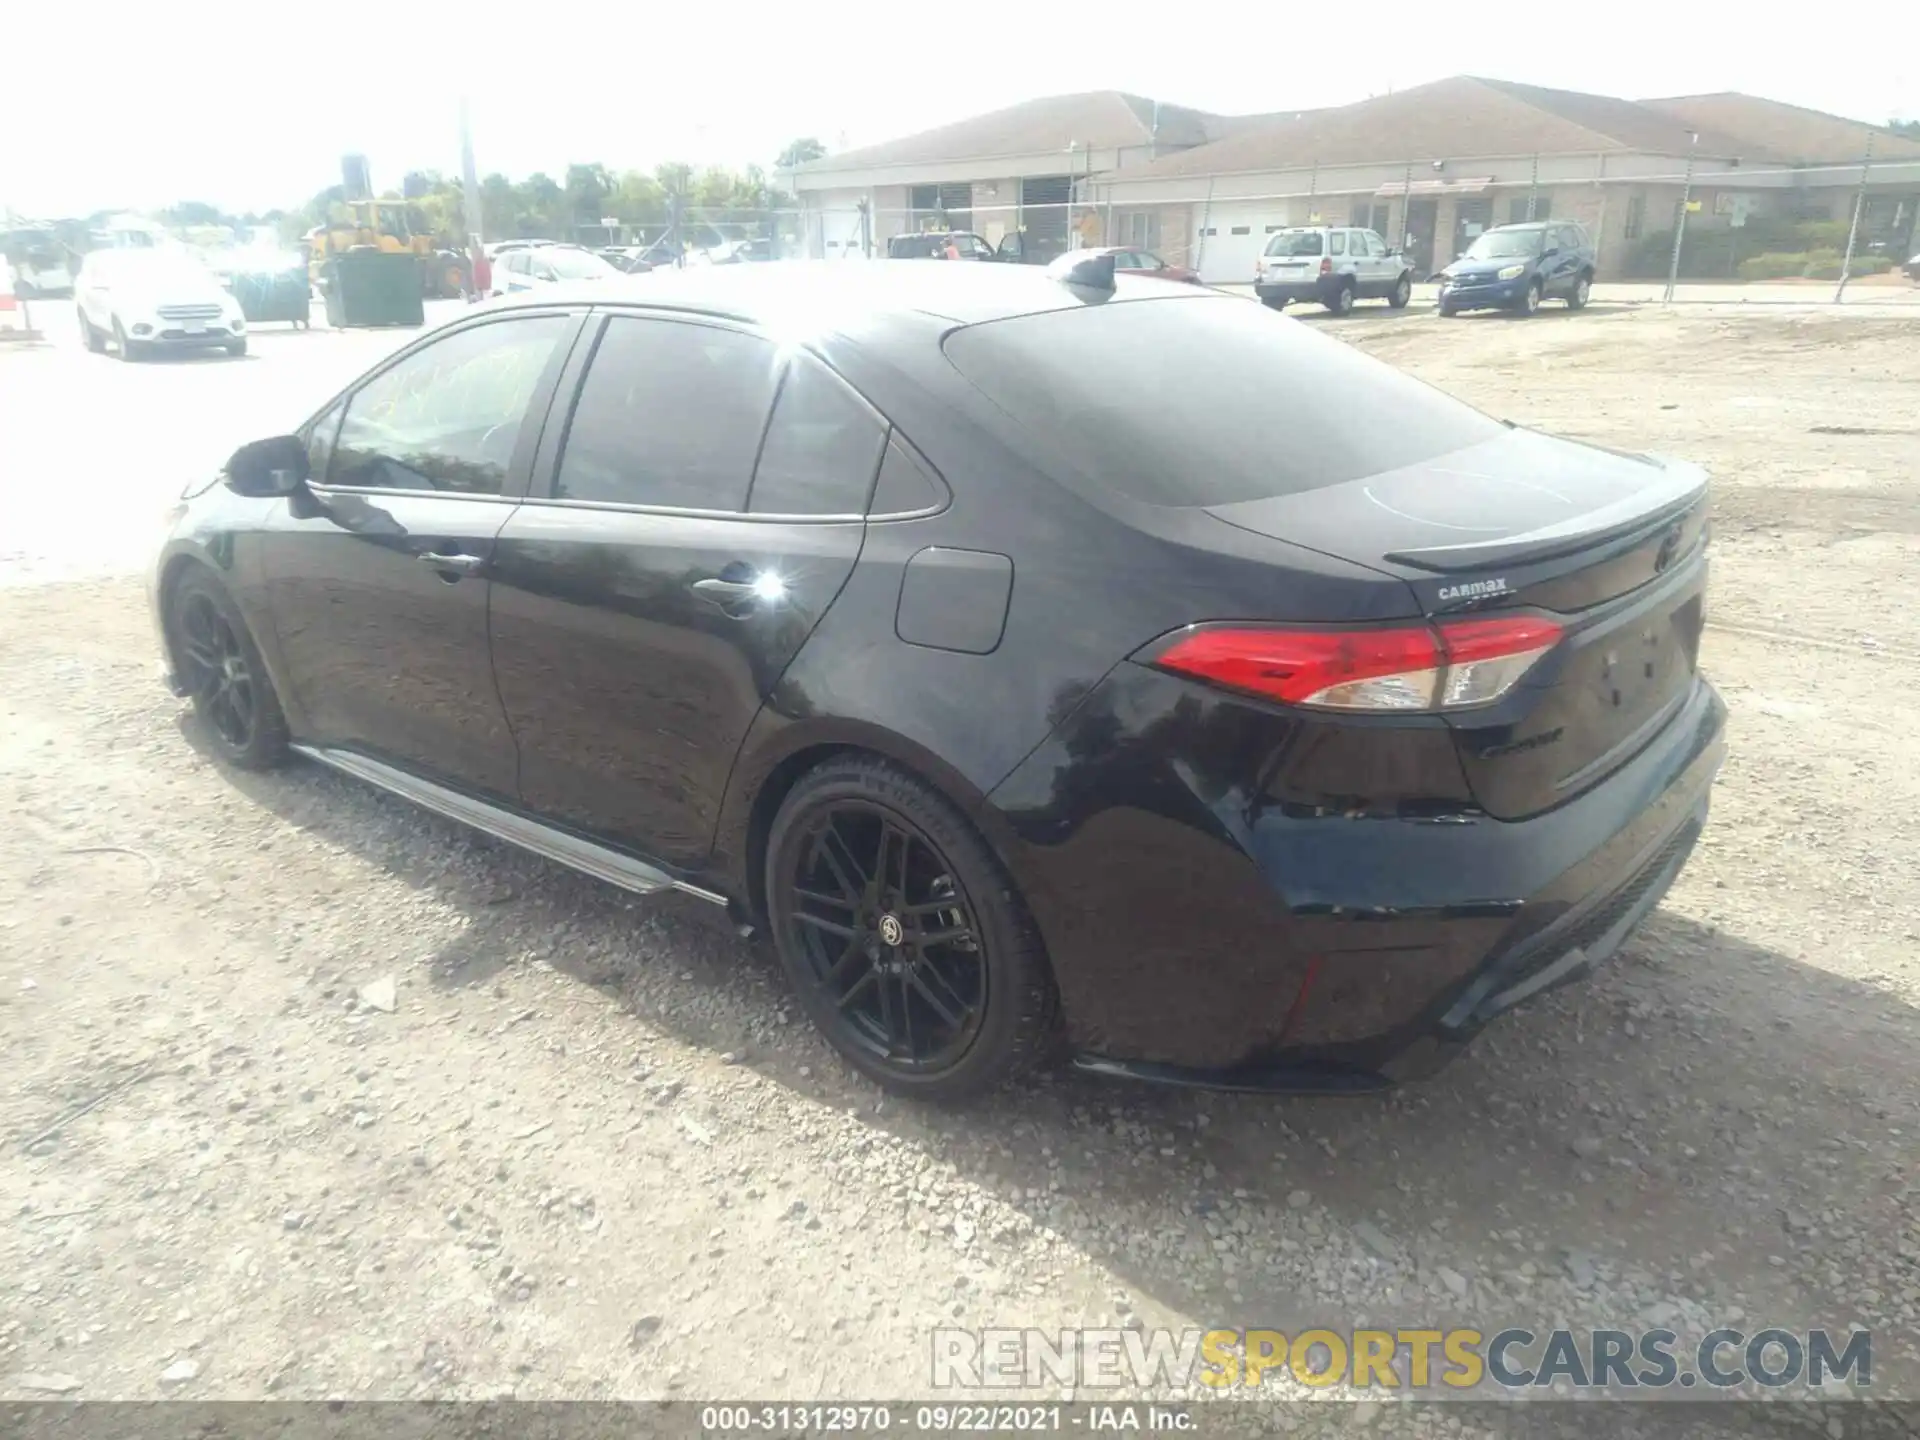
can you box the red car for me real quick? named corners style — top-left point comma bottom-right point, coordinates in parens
top-left (1085, 246), bottom-right (1202, 284)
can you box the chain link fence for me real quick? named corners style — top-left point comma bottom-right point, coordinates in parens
top-left (778, 157), bottom-right (1916, 301)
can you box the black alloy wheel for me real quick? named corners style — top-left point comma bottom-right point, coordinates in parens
top-left (170, 571), bottom-right (289, 769)
top-left (766, 757), bottom-right (1056, 1100)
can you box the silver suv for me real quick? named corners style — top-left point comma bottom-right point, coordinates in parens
top-left (1254, 227), bottom-right (1413, 315)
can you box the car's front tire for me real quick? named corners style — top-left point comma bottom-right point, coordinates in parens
top-left (1324, 280), bottom-right (1355, 316)
top-left (1516, 279), bottom-right (1542, 317)
top-left (226, 338), bottom-right (247, 357)
top-left (764, 755), bottom-right (1058, 1102)
top-left (113, 318), bottom-right (145, 361)
top-left (78, 308), bottom-right (106, 353)
top-left (1388, 272), bottom-right (1412, 308)
top-left (168, 568), bottom-right (290, 771)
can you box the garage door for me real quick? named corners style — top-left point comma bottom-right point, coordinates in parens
top-left (1194, 202), bottom-right (1282, 284)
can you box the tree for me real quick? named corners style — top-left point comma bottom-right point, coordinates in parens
top-left (163, 200), bottom-right (226, 227)
top-left (1890, 119), bottom-right (1920, 140)
top-left (777, 137), bottom-right (827, 168)
top-left (564, 163), bottom-right (612, 223)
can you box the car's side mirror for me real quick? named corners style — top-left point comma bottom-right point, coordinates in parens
top-left (226, 435), bottom-right (309, 497)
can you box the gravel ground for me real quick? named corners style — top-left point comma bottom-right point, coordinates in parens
top-left (1, 304), bottom-right (1917, 1425)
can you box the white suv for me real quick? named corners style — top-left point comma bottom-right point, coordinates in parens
top-left (1254, 227), bottom-right (1413, 315)
top-left (75, 248), bottom-right (248, 360)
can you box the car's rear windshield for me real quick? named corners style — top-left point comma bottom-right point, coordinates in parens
top-left (1264, 230), bottom-right (1324, 257)
top-left (943, 295), bottom-right (1503, 506)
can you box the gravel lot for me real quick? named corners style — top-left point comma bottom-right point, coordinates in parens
top-left (2, 299), bottom-right (1917, 1423)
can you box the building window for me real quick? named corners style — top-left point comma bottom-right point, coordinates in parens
top-left (1115, 211), bottom-right (1161, 250)
top-left (1508, 193), bottom-right (1551, 224)
top-left (1623, 194), bottom-right (1646, 241)
top-left (1229, 225), bottom-right (1250, 236)
top-left (1201, 228), bottom-right (1217, 237)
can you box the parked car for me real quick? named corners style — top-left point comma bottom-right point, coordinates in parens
top-left (75, 248), bottom-right (248, 359)
top-left (152, 261), bottom-right (1723, 1101)
top-left (687, 238), bottom-right (776, 266)
top-left (1255, 227), bottom-right (1413, 314)
top-left (887, 231), bottom-right (1004, 261)
top-left (601, 245), bottom-right (665, 273)
top-left (490, 244), bottom-right (622, 296)
top-left (1068, 246), bottom-right (1201, 284)
top-left (1436, 221), bottom-right (1595, 316)
top-left (2, 232), bottom-right (75, 297)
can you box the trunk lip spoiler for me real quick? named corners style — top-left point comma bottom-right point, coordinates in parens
top-left (1383, 458), bottom-right (1707, 575)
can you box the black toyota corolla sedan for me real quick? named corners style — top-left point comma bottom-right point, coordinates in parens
top-left (152, 256), bottom-right (1725, 1101)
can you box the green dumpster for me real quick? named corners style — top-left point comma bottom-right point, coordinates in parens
top-left (323, 249), bottom-right (425, 329)
top-left (229, 265), bottom-right (311, 327)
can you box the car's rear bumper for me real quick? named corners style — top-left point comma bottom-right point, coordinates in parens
top-left (990, 666), bottom-right (1728, 1091)
top-left (1255, 279), bottom-right (1330, 303)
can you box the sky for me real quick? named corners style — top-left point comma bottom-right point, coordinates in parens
top-left (2, 4), bottom-right (1911, 218)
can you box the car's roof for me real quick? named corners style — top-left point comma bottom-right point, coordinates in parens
top-left (478, 259), bottom-right (1208, 328)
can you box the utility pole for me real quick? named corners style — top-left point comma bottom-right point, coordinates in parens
top-left (458, 97), bottom-right (484, 249)
top-left (1834, 130), bottom-right (1876, 303)
top-left (1663, 131), bottom-right (1698, 304)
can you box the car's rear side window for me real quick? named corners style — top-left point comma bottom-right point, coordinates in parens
top-left (944, 295), bottom-right (1503, 507)
top-left (556, 316), bottom-right (778, 511)
top-left (748, 355), bottom-right (887, 516)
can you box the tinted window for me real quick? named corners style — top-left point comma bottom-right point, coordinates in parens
top-left (945, 295), bottom-right (1502, 507)
top-left (869, 434), bottom-right (947, 517)
top-left (748, 356), bottom-right (887, 516)
top-left (1364, 232), bottom-right (1387, 257)
top-left (1329, 232), bottom-right (1346, 255)
top-left (331, 316), bottom-right (568, 494)
top-left (1265, 230), bottom-right (1323, 257)
top-left (507, 251), bottom-right (530, 273)
top-left (556, 317), bottom-right (776, 511)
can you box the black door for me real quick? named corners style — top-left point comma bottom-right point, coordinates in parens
top-left (261, 311), bottom-right (580, 798)
top-left (488, 313), bottom-right (884, 869)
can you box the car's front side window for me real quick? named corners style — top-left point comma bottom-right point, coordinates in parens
top-left (330, 316), bottom-right (570, 495)
top-left (554, 317), bottom-right (778, 511)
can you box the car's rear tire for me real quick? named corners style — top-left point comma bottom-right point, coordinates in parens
top-left (1388, 272), bottom-right (1413, 308)
top-left (1325, 281), bottom-right (1355, 316)
top-left (764, 755), bottom-right (1058, 1102)
top-left (1261, 294), bottom-right (1288, 311)
top-left (1566, 272), bottom-right (1592, 310)
top-left (1517, 279), bottom-right (1542, 317)
top-left (78, 308), bottom-right (106, 353)
top-left (168, 568), bottom-right (290, 771)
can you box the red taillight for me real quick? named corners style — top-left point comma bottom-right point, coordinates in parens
top-left (1150, 617), bottom-right (1563, 713)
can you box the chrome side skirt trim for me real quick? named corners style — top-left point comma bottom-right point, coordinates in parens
top-left (292, 744), bottom-right (728, 908)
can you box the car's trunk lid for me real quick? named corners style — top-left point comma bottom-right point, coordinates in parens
top-left (1206, 427), bottom-right (1710, 819)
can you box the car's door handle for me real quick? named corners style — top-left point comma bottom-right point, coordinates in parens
top-left (690, 573), bottom-right (771, 617)
top-left (418, 550), bottom-right (486, 579)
